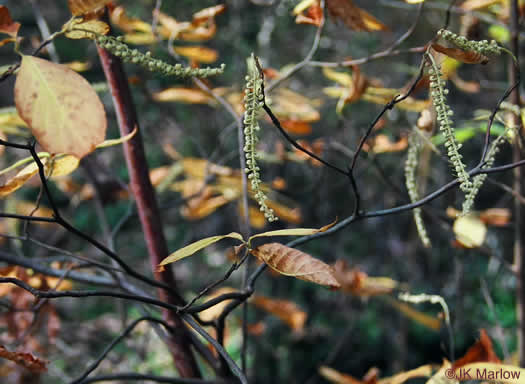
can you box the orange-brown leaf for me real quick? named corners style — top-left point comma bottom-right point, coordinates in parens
top-left (281, 120), bottom-right (313, 135)
top-left (333, 260), bottom-right (398, 297)
top-left (68, 0), bottom-right (111, 16)
top-left (295, 1), bottom-right (323, 26)
top-left (326, 0), bottom-right (388, 32)
top-left (431, 43), bottom-right (489, 64)
top-left (0, 345), bottom-right (47, 373)
top-left (345, 65), bottom-right (369, 103)
top-left (0, 6), bottom-right (20, 37)
top-left (251, 295), bottom-right (307, 332)
top-left (251, 243), bottom-right (340, 289)
top-left (319, 366), bottom-right (364, 384)
top-left (452, 329), bottom-right (501, 369)
top-left (363, 134), bottom-right (408, 154)
top-left (479, 208), bottom-right (511, 226)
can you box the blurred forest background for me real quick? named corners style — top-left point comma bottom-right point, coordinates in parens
top-left (0, 0), bottom-right (523, 383)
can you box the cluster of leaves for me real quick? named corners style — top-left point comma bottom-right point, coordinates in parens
top-left (0, 0), bottom-right (524, 383)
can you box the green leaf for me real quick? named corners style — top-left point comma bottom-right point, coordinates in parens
top-left (159, 233), bottom-right (244, 267)
top-left (248, 220), bottom-right (336, 242)
top-left (14, 55), bottom-right (107, 158)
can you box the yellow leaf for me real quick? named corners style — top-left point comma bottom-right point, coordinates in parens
top-left (173, 46), bottom-right (218, 63)
top-left (47, 155), bottom-right (80, 177)
top-left (123, 32), bottom-right (156, 45)
top-left (64, 61), bottom-right (92, 72)
top-left (405, 0), bottom-right (425, 3)
top-left (323, 67), bottom-right (353, 86)
top-left (426, 361), bottom-right (455, 384)
top-left (110, 6), bottom-right (152, 34)
top-left (0, 162), bottom-right (39, 197)
top-left (198, 287), bottom-right (237, 322)
top-left (0, 108), bottom-right (27, 128)
top-left (293, 0), bottom-right (318, 15)
top-left (251, 243), bottom-right (340, 288)
top-left (387, 298), bottom-right (442, 331)
top-left (271, 88), bottom-right (322, 122)
top-left (192, 4), bottom-right (226, 23)
top-left (453, 214), bottom-right (487, 248)
top-left (249, 219), bottom-right (336, 241)
top-left (250, 295), bottom-right (307, 332)
top-left (96, 126), bottom-right (138, 149)
top-left (159, 233), bottom-right (244, 267)
top-left (181, 195), bottom-right (231, 220)
top-left (65, 19), bottom-right (109, 39)
top-left (152, 88), bottom-right (214, 104)
top-left (14, 56), bottom-right (107, 158)
top-left (67, 0), bottom-right (111, 16)
top-left (460, 0), bottom-right (503, 11)
top-left (378, 364), bottom-right (434, 384)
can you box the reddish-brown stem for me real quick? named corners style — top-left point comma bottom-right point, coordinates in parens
top-left (96, 45), bottom-right (201, 377)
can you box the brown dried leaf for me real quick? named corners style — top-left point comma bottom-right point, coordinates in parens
top-left (0, 345), bottom-right (47, 373)
top-left (345, 65), bottom-right (369, 103)
top-left (0, 6), bottom-right (20, 37)
top-left (326, 0), bottom-right (388, 32)
top-left (295, 0), bottom-right (323, 26)
top-left (450, 73), bottom-right (480, 93)
top-left (68, 0), bottom-right (111, 16)
top-left (251, 243), bottom-right (340, 289)
top-left (319, 366), bottom-right (364, 384)
top-left (452, 329), bottom-right (500, 370)
top-left (280, 120), bottom-right (313, 135)
top-left (363, 134), bottom-right (408, 154)
top-left (251, 295), bottom-right (307, 332)
top-left (479, 208), bottom-right (511, 226)
top-left (333, 260), bottom-right (398, 297)
top-left (431, 43), bottom-right (489, 64)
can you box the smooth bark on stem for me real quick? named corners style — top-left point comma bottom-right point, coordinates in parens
top-left (96, 44), bottom-right (201, 377)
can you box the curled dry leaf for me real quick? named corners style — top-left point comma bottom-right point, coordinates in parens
top-left (326, 0), bottom-right (388, 32)
top-left (0, 5), bottom-right (21, 38)
top-left (431, 43), bottom-right (489, 65)
top-left (14, 56), bottom-right (107, 158)
top-left (251, 243), bottom-right (340, 289)
top-left (0, 162), bottom-right (39, 197)
top-left (295, 0), bottom-right (323, 26)
top-left (332, 260), bottom-right (399, 297)
top-left (363, 134), bottom-right (408, 154)
top-left (451, 329), bottom-right (500, 370)
top-left (250, 295), bottom-right (307, 332)
top-left (0, 345), bottom-right (47, 373)
top-left (68, 0), bottom-right (111, 16)
top-left (319, 366), bottom-right (363, 384)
